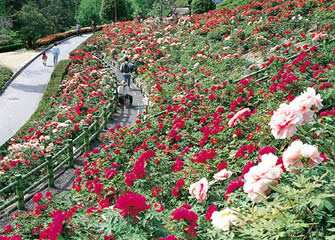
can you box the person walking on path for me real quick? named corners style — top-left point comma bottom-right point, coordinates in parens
top-left (76, 22), bottom-right (81, 36)
top-left (42, 52), bottom-right (48, 66)
top-left (90, 20), bottom-right (96, 33)
top-left (52, 43), bottom-right (60, 66)
top-left (120, 56), bottom-right (133, 88)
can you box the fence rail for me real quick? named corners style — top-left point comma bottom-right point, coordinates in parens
top-left (0, 82), bottom-right (118, 212)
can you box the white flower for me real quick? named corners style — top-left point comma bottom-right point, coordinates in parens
top-left (213, 169), bottom-right (232, 182)
top-left (211, 208), bottom-right (238, 231)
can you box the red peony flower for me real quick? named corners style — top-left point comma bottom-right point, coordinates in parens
top-left (205, 205), bottom-right (217, 221)
top-left (172, 178), bottom-right (185, 197)
top-left (171, 208), bottom-right (198, 236)
top-left (32, 192), bottom-right (43, 203)
top-left (114, 192), bottom-right (150, 217)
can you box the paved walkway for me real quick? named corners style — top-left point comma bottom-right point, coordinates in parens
top-left (0, 34), bottom-right (92, 146)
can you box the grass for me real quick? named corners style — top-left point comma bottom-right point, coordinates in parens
top-left (0, 66), bottom-right (13, 89)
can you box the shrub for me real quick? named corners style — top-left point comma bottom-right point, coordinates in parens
top-left (0, 66), bottom-right (13, 89)
top-left (192, 0), bottom-right (216, 14)
top-left (0, 43), bottom-right (23, 53)
top-left (216, 0), bottom-right (250, 10)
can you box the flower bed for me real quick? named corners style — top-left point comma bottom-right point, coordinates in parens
top-left (1, 0), bottom-right (335, 239)
top-left (34, 26), bottom-right (105, 48)
top-left (0, 44), bottom-right (117, 200)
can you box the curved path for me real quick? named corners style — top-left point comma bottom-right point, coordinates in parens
top-left (0, 34), bottom-right (92, 146)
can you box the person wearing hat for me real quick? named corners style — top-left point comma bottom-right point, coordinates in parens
top-left (117, 81), bottom-right (133, 106)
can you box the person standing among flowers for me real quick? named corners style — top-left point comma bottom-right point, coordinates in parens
top-left (52, 43), bottom-right (60, 66)
top-left (120, 56), bottom-right (133, 88)
top-left (42, 52), bottom-right (47, 66)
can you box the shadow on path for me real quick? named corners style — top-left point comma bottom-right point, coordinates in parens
top-left (11, 83), bottom-right (47, 94)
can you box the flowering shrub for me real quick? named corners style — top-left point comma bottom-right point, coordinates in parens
top-left (1, 0), bottom-right (335, 239)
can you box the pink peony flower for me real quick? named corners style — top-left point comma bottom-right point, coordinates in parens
top-left (282, 140), bottom-right (322, 171)
top-left (189, 178), bottom-right (209, 202)
top-left (269, 103), bottom-right (303, 139)
top-left (290, 87), bottom-right (323, 123)
top-left (213, 169), bottom-right (232, 182)
top-left (243, 154), bottom-right (283, 202)
top-left (228, 108), bottom-right (251, 127)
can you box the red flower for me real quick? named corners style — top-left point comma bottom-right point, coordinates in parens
top-left (114, 192), bottom-right (150, 217)
top-left (172, 178), bottom-right (185, 197)
top-left (205, 205), bottom-right (217, 221)
top-left (2, 224), bottom-right (12, 234)
top-left (171, 208), bottom-right (198, 236)
top-left (32, 192), bottom-right (43, 203)
top-left (157, 235), bottom-right (179, 240)
top-left (217, 161), bottom-right (228, 171)
top-left (172, 158), bottom-right (184, 173)
top-left (225, 179), bottom-right (244, 201)
top-left (104, 168), bottom-right (118, 179)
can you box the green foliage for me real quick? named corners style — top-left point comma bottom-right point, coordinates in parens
top-left (191, 0), bottom-right (215, 14)
top-left (216, 0), bottom-right (250, 10)
top-left (0, 66), bottom-right (13, 89)
top-left (75, 0), bottom-right (102, 26)
top-left (130, 0), bottom-right (155, 17)
top-left (0, 42), bottom-right (23, 52)
top-left (17, 4), bottom-right (50, 48)
top-left (100, 0), bottom-right (133, 22)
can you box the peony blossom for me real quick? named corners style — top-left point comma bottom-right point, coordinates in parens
top-left (114, 192), bottom-right (150, 217)
top-left (243, 154), bottom-right (283, 202)
top-left (290, 87), bottom-right (322, 123)
top-left (228, 108), bottom-right (251, 127)
top-left (189, 178), bottom-right (209, 202)
top-left (213, 169), bottom-right (232, 182)
top-left (269, 103), bottom-right (303, 139)
top-left (211, 208), bottom-right (238, 231)
top-left (282, 140), bottom-right (322, 171)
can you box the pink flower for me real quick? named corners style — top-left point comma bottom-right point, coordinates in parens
top-left (282, 140), bottom-right (322, 171)
top-left (189, 178), bottom-right (209, 202)
top-left (312, 33), bottom-right (328, 41)
top-left (228, 108), bottom-right (251, 127)
top-left (213, 169), bottom-right (232, 182)
top-left (269, 103), bottom-right (303, 139)
top-left (243, 154), bottom-right (283, 202)
top-left (291, 88), bottom-right (322, 123)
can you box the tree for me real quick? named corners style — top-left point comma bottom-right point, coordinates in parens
top-left (0, 0), bottom-right (7, 16)
top-left (191, 0), bottom-right (215, 14)
top-left (76, 0), bottom-right (102, 26)
top-left (100, 0), bottom-right (133, 22)
top-left (17, 4), bottom-right (50, 48)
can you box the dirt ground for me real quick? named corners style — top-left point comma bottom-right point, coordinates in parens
top-left (0, 49), bottom-right (38, 72)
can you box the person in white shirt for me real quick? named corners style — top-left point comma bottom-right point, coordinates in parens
top-left (52, 43), bottom-right (60, 66)
top-left (118, 81), bottom-right (133, 106)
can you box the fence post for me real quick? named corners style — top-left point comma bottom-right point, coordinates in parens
top-left (46, 155), bottom-right (55, 188)
top-left (103, 107), bottom-right (108, 129)
top-left (15, 174), bottom-right (24, 210)
top-left (84, 125), bottom-right (89, 151)
top-left (67, 139), bottom-right (74, 168)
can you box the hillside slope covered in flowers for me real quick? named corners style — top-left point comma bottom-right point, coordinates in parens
top-left (1, 0), bottom-right (335, 239)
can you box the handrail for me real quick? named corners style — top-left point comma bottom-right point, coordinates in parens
top-left (0, 80), bottom-right (118, 212)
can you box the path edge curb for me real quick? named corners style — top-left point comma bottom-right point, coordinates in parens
top-left (0, 35), bottom-right (79, 96)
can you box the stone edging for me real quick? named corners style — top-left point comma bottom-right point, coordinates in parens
top-left (0, 35), bottom-right (78, 95)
